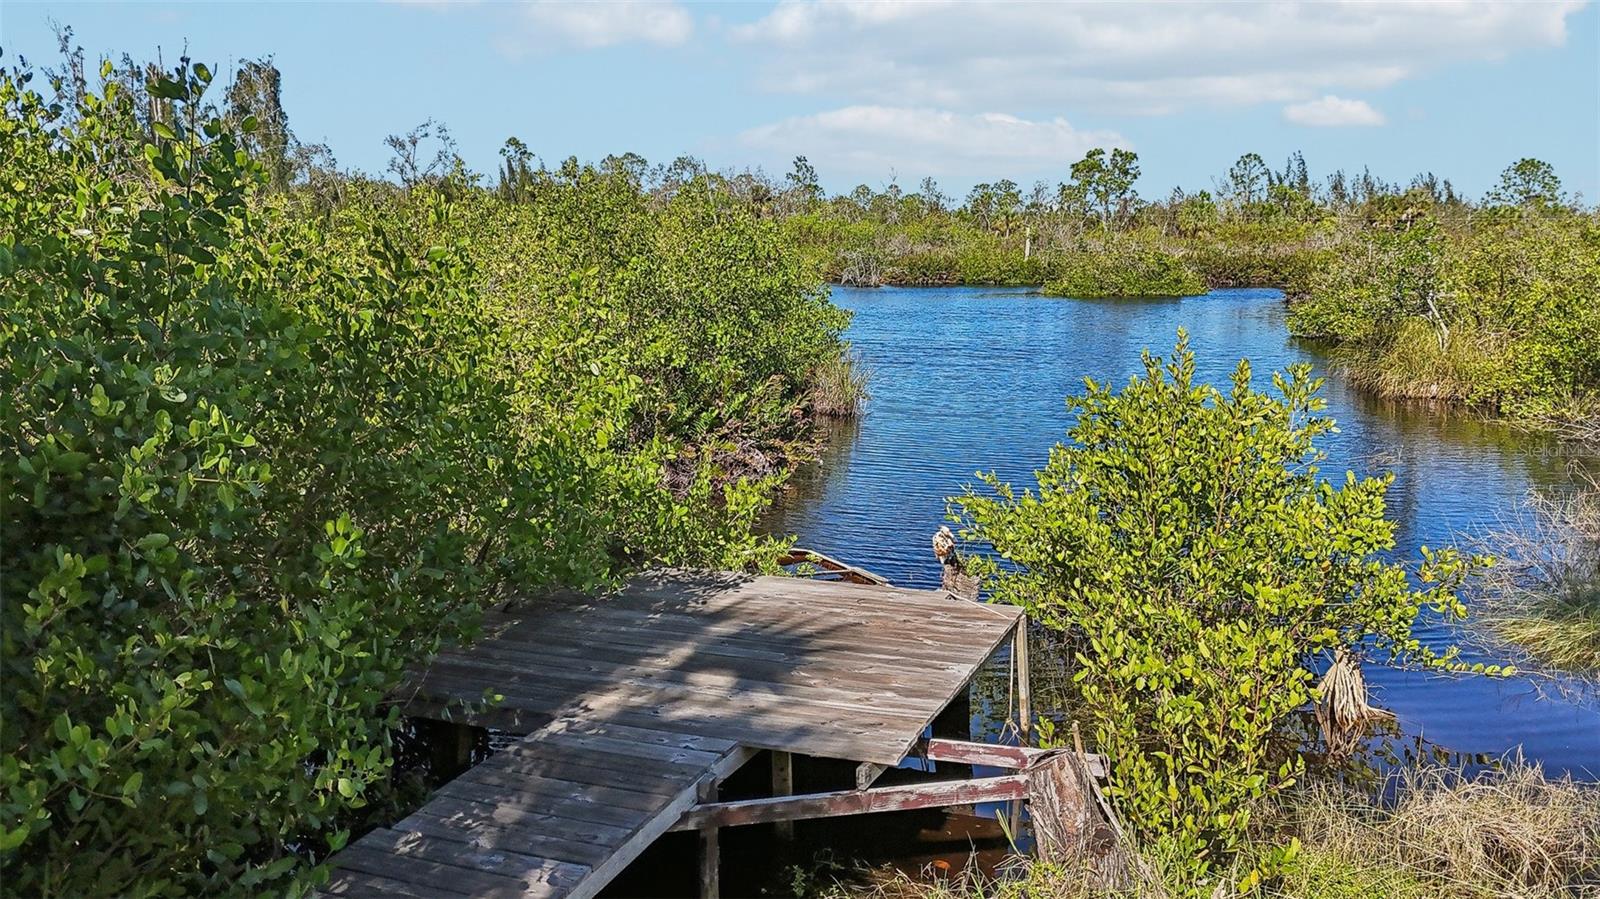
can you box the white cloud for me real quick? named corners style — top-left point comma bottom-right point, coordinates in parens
top-left (738, 106), bottom-right (1127, 179)
top-left (1283, 95), bottom-right (1386, 127)
top-left (512, 0), bottom-right (693, 50)
top-left (730, 1), bottom-right (1586, 113)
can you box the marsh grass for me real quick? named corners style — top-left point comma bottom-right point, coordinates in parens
top-left (1329, 318), bottom-right (1502, 405)
top-left (1493, 588), bottom-right (1600, 673)
top-left (1475, 469), bottom-right (1600, 677)
top-left (824, 762), bottom-right (1600, 899)
top-left (1276, 761), bottom-right (1600, 898)
top-left (810, 346), bottom-right (871, 418)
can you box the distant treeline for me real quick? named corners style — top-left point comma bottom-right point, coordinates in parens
top-left (606, 149), bottom-right (1595, 427)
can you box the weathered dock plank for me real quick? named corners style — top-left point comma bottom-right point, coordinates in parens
top-left (324, 569), bottom-right (1024, 898)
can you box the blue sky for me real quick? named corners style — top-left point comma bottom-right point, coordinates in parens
top-left (3, 1), bottom-right (1596, 202)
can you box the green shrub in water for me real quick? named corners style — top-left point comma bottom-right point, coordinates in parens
top-left (956, 333), bottom-right (1502, 892)
top-left (1042, 237), bottom-right (1205, 298)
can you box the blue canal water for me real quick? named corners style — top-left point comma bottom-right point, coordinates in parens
top-left (763, 285), bottom-right (1599, 780)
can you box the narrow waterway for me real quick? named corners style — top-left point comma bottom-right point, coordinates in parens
top-left (764, 285), bottom-right (1599, 779)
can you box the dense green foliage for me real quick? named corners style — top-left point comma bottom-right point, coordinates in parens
top-left (0, 56), bottom-right (847, 894)
top-left (1287, 179), bottom-right (1600, 423)
top-left (1041, 235), bottom-right (1206, 298)
top-left (956, 335), bottom-right (1498, 892)
top-left (769, 151), bottom-right (1335, 296)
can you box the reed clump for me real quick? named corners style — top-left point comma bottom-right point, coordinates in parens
top-left (810, 346), bottom-right (871, 419)
top-left (1278, 761), bottom-right (1600, 898)
top-left (1328, 318), bottom-right (1501, 405)
top-left (1475, 469), bottom-right (1600, 677)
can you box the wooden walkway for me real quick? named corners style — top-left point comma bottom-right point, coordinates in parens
top-left (322, 570), bottom-right (1025, 899)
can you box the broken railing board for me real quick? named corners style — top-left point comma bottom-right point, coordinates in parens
top-left (670, 774), bottom-right (1030, 830)
top-left (919, 738), bottom-right (1108, 778)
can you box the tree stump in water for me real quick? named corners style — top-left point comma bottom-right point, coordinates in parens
top-left (932, 526), bottom-right (979, 600)
top-left (1026, 749), bottom-right (1130, 889)
top-left (1316, 647), bottom-right (1395, 759)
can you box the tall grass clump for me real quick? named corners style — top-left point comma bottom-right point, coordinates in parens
top-left (1277, 761), bottom-right (1600, 898)
top-left (1327, 318), bottom-right (1501, 404)
top-left (1476, 470), bottom-right (1600, 676)
top-left (809, 345), bottom-right (871, 419)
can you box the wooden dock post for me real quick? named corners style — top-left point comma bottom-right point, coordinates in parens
top-left (1017, 618), bottom-right (1032, 744)
top-left (699, 780), bottom-right (720, 899)
top-left (772, 750), bottom-right (795, 841)
top-left (1012, 617), bottom-right (1033, 835)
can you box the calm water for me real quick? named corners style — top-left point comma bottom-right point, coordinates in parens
top-left (765, 285), bottom-right (1599, 779)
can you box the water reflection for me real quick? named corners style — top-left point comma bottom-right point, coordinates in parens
top-left (764, 286), bottom-right (1599, 779)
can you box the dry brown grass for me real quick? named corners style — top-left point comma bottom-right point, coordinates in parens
top-left (1280, 761), bottom-right (1600, 898)
top-left (826, 858), bottom-right (1130, 899)
top-left (822, 761), bottom-right (1600, 899)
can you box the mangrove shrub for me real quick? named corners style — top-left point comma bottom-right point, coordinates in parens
top-left (957, 334), bottom-right (1496, 890)
top-left (1, 55), bottom-right (836, 894)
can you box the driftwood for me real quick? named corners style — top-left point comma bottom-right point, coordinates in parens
top-left (932, 526), bottom-right (980, 600)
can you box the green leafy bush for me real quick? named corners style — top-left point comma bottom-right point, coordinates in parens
top-left (1, 56), bottom-right (836, 894)
top-left (1289, 193), bottom-right (1600, 423)
top-left (1042, 238), bottom-right (1206, 298)
top-left (1, 59), bottom-right (477, 895)
top-left (955, 334), bottom-right (1496, 891)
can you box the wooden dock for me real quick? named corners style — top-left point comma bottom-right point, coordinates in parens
top-left (321, 569), bottom-right (1033, 898)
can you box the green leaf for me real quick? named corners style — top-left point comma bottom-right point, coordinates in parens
top-left (0, 826), bottom-right (28, 852)
top-left (54, 452), bottom-right (91, 473)
top-left (136, 533), bottom-right (171, 552)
